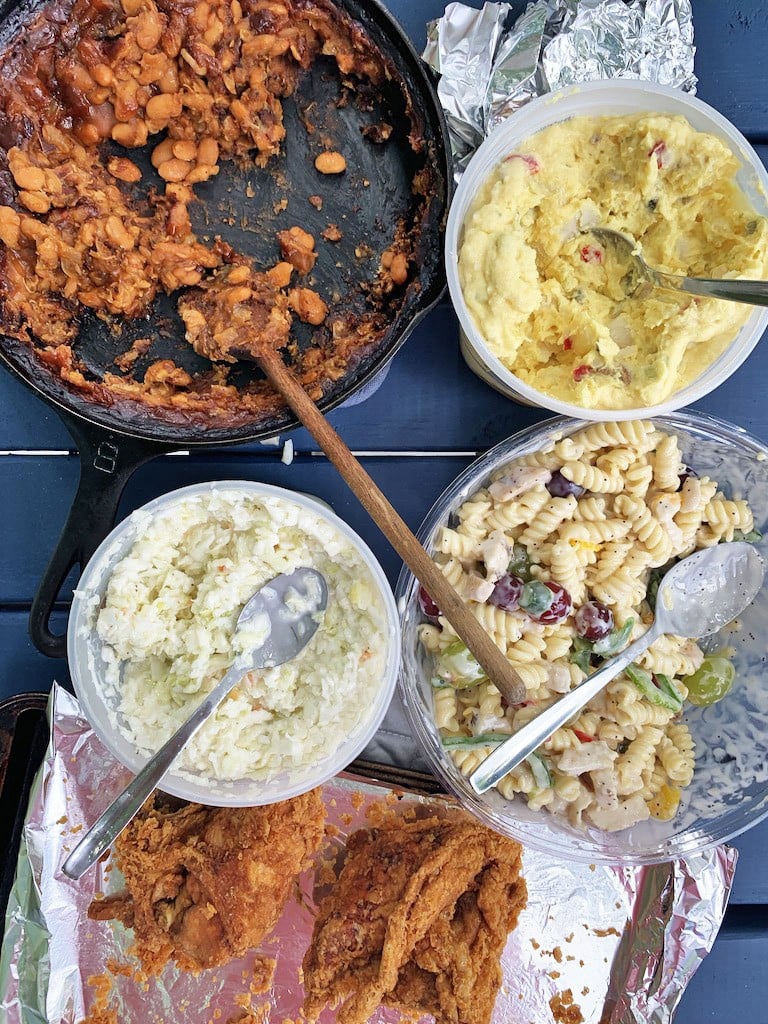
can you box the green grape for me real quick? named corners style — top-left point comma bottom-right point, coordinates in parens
top-left (519, 580), bottom-right (555, 616)
top-left (507, 543), bottom-right (533, 581)
top-left (686, 656), bottom-right (735, 706)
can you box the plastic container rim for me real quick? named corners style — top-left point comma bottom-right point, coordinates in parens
top-left (395, 409), bottom-right (768, 865)
top-left (445, 79), bottom-right (768, 422)
top-left (68, 479), bottom-right (401, 806)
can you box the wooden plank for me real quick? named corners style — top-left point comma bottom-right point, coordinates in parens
top-left (2, 603), bottom-right (768, 912)
top-left (675, 923), bottom-right (768, 1022)
top-left (0, 302), bottom-right (550, 454)
top-left (0, 453), bottom-right (474, 605)
top-left (393, 0), bottom-right (768, 142)
top-left (0, 611), bottom-right (69, 698)
top-left (4, 281), bottom-right (768, 455)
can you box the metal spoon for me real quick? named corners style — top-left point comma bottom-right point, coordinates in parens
top-left (61, 567), bottom-right (328, 880)
top-left (586, 227), bottom-right (768, 306)
top-left (469, 542), bottom-right (764, 795)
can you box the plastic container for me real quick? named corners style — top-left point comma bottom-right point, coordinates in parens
top-left (68, 481), bottom-right (400, 806)
top-left (396, 411), bottom-right (768, 864)
top-left (445, 79), bottom-right (768, 420)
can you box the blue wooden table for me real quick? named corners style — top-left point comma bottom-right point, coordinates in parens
top-left (2, 1), bottom-right (767, 1019)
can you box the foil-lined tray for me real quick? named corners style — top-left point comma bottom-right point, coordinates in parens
top-left (0, 684), bottom-right (736, 1024)
top-left (423, 0), bottom-right (697, 174)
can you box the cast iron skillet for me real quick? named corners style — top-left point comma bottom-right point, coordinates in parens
top-left (0, 0), bottom-right (452, 658)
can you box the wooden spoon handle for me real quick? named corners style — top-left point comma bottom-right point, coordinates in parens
top-left (258, 348), bottom-right (526, 706)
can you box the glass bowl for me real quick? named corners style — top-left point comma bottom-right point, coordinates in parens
top-left (396, 411), bottom-right (768, 864)
top-left (68, 480), bottom-right (400, 806)
top-left (445, 80), bottom-right (768, 420)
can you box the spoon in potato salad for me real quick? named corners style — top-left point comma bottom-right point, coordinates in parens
top-left (62, 567), bottom-right (328, 880)
top-left (469, 542), bottom-right (764, 795)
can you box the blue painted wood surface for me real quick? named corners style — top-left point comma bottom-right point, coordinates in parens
top-left (2, 1), bottom-right (768, 1019)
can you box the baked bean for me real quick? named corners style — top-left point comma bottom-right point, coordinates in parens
top-left (105, 215), bottom-right (135, 249)
top-left (151, 137), bottom-right (175, 167)
top-left (185, 164), bottom-right (218, 183)
top-left (190, 1), bottom-right (210, 30)
top-left (158, 157), bottom-right (192, 182)
top-left (157, 63), bottom-right (179, 93)
top-left (225, 285), bottom-right (252, 304)
top-left (203, 20), bottom-right (224, 47)
top-left (231, 0), bottom-right (243, 19)
top-left (227, 265), bottom-right (251, 284)
top-left (121, 0), bottom-right (146, 14)
top-left (12, 164), bottom-right (46, 192)
top-left (146, 92), bottom-right (181, 122)
top-left (107, 156), bottom-right (142, 183)
top-left (289, 287), bottom-right (328, 325)
top-left (314, 150), bottom-right (346, 174)
top-left (134, 9), bottom-right (164, 51)
top-left (230, 98), bottom-right (250, 125)
top-left (0, 207), bottom-right (21, 248)
top-left (172, 139), bottom-right (198, 162)
top-left (91, 63), bottom-right (114, 87)
top-left (390, 252), bottom-right (408, 285)
top-left (266, 261), bottom-right (293, 288)
top-left (18, 190), bottom-right (51, 214)
top-left (161, 18), bottom-right (185, 59)
top-left (138, 52), bottom-right (169, 85)
top-left (196, 137), bottom-right (219, 167)
top-left (43, 171), bottom-right (63, 194)
top-left (76, 123), bottom-right (101, 146)
top-left (111, 119), bottom-right (148, 147)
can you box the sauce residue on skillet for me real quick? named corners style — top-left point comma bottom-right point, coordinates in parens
top-left (0, 0), bottom-right (434, 426)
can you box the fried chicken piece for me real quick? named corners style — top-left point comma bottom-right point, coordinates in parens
top-left (302, 815), bottom-right (526, 1024)
top-left (88, 789), bottom-right (325, 975)
top-left (178, 263), bottom-right (292, 363)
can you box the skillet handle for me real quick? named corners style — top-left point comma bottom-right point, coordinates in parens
top-left (29, 415), bottom-right (168, 659)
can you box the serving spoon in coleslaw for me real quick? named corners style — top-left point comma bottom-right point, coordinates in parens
top-left (62, 566), bottom-right (328, 880)
top-left (469, 542), bottom-right (764, 795)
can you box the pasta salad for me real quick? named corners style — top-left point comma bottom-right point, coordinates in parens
top-left (418, 420), bottom-right (757, 832)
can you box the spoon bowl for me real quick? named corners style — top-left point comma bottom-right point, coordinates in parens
top-left (587, 227), bottom-right (768, 307)
top-left (469, 542), bottom-right (765, 795)
top-left (656, 542), bottom-right (765, 638)
top-left (62, 567), bottom-right (328, 880)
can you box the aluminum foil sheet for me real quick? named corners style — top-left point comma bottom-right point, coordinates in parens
top-left (1, 683), bottom-right (736, 1024)
top-left (423, 0), bottom-right (697, 173)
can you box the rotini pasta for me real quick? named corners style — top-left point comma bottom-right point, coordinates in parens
top-left (418, 421), bottom-right (757, 832)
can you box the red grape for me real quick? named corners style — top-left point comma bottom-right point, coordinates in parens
top-left (533, 581), bottom-right (572, 624)
top-left (418, 586), bottom-right (440, 618)
top-left (546, 470), bottom-right (585, 499)
top-left (575, 600), bottom-right (613, 640)
top-left (488, 573), bottom-right (524, 612)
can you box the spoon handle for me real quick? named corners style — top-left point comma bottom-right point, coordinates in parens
top-left (257, 347), bottom-right (528, 706)
top-left (469, 624), bottom-right (662, 795)
top-left (661, 272), bottom-right (768, 307)
top-left (61, 663), bottom-right (241, 880)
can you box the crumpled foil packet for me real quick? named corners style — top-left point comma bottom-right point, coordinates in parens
top-left (423, 0), bottom-right (697, 173)
top-left (1, 683), bottom-right (736, 1024)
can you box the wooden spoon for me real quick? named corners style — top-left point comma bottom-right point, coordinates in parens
top-left (257, 347), bottom-right (527, 706)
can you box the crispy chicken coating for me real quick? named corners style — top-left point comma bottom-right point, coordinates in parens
top-left (302, 814), bottom-right (527, 1024)
top-left (88, 789), bottom-right (325, 975)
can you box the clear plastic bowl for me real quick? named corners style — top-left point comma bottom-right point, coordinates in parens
top-left (396, 411), bottom-right (768, 864)
top-left (68, 481), bottom-right (400, 806)
top-left (445, 80), bottom-right (768, 420)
